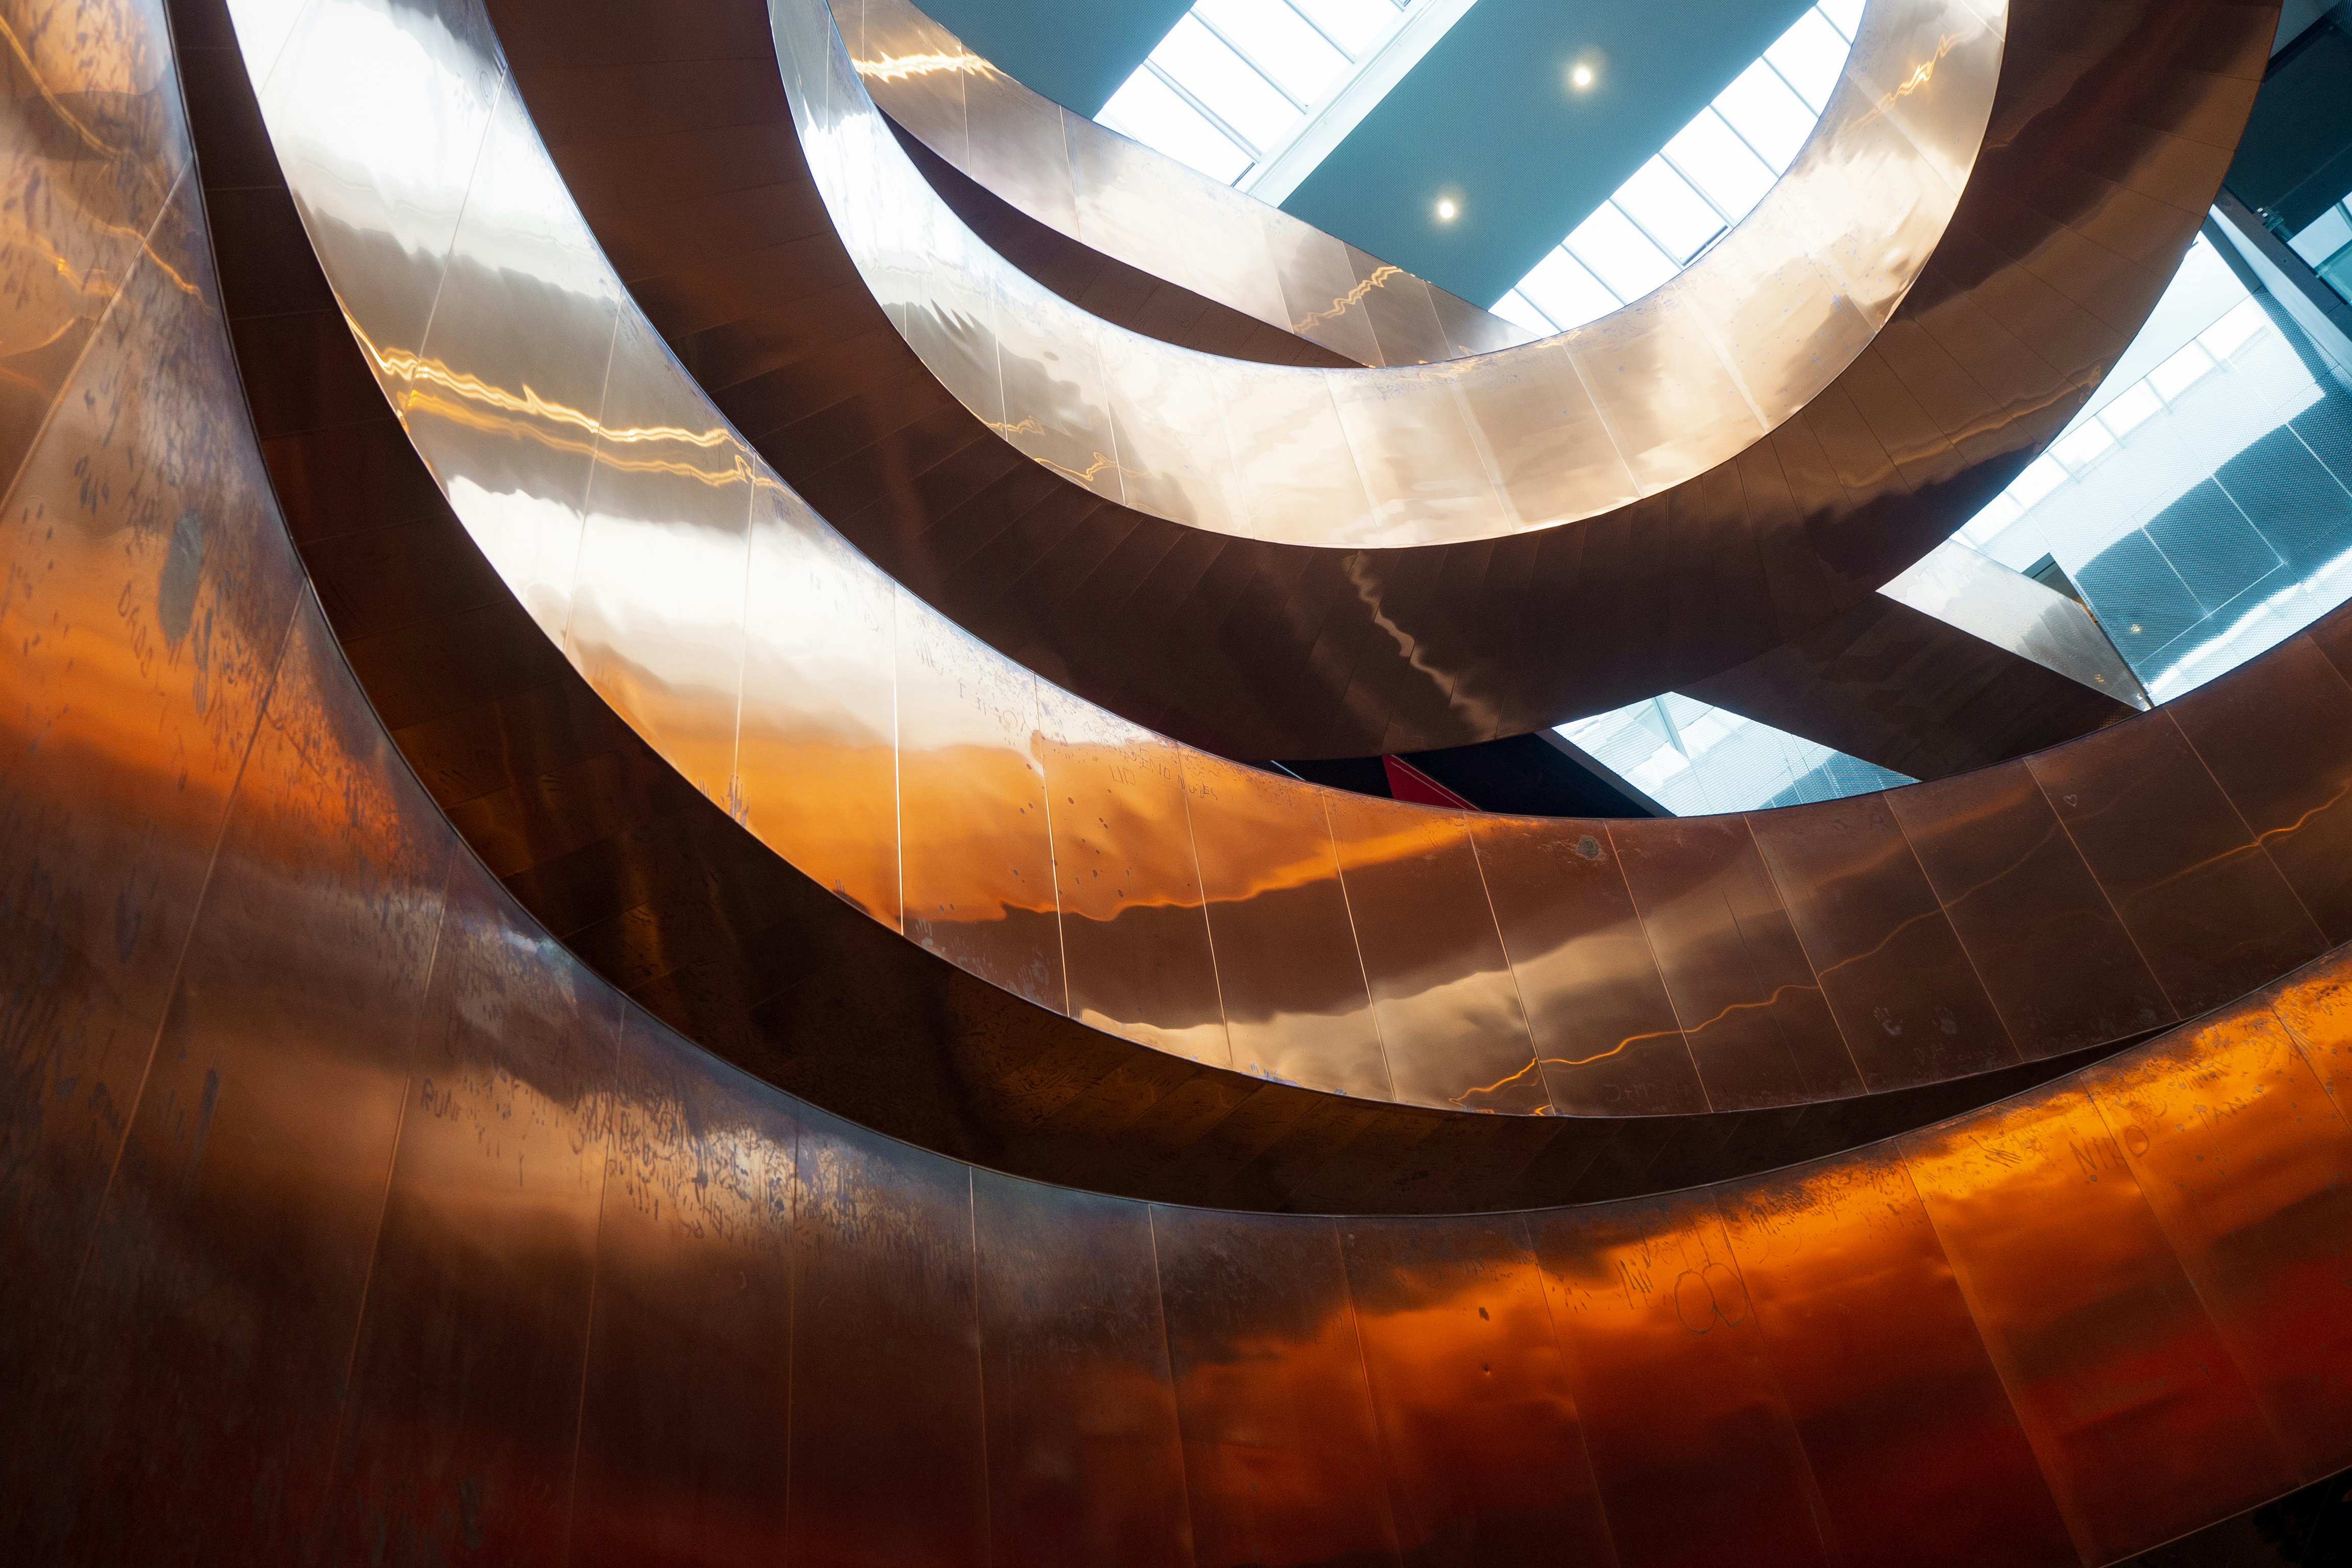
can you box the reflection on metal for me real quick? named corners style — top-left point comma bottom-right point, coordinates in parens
top-left (514, 0), bottom-right (2266, 761)
top-left (10, 17), bottom-right (2352, 1550)
top-left (219, 150), bottom-right (2128, 1214)
top-left (862, 0), bottom-right (2143, 753)
top-left (1677, 583), bottom-right (2141, 782)
top-left (807, 0), bottom-right (2003, 547)
top-left (1983, 207), bottom-right (2352, 702)
top-left (12, 13), bottom-right (2352, 1558)
top-left (853, 0), bottom-right (1527, 367)
top-left (221, 0), bottom-right (2352, 1134)
top-left (1882, 538), bottom-right (2151, 706)
top-left (866, 0), bottom-right (2143, 764)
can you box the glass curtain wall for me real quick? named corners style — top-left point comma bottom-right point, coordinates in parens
top-left (1957, 235), bottom-right (2352, 702)
top-left (1569, 231), bottom-right (2352, 815)
top-left (1103, 4), bottom-right (2352, 814)
top-left (2234, 10), bottom-right (2352, 303)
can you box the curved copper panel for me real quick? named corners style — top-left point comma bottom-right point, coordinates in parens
top-left (853, 0), bottom-right (1526, 370)
top-left (794, 0), bottom-right (2000, 550)
top-left (220, 155), bottom-right (2119, 1217)
top-left (490, 0), bottom-right (2271, 758)
top-left (878, 114), bottom-right (2137, 802)
top-left (210, 135), bottom-right (2134, 1219)
top-left (10, 20), bottom-right (2352, 1560)
top-left (210, 0), bottom-right (2347, 1168)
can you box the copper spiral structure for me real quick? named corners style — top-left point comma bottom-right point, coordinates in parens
top-left (8, 0), bottom-right (2352, 1563)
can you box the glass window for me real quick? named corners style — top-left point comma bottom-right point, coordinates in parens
top-left (1515, 248), bottom-right (1620, 330)
top-left (1098, 68), bottom-right (1256, 182)
top-left (2008, 454), bottom-right (2068, 510)
top-left (2199, 297), bottom-right (2268, 361)
top-left (2051, 420), bottom-right (2117, 473)
top-left (1959, 491), bottom-right (2023, 546)
top-left (1491, 288), bottom-right (1560, 336)
top-left (1195, 0), bottom-right (1350, 107)
top-left (1663, 109), bottom-right (1777, 225)
top-left (2149, 340), bottom-right (2217, 402)
top-left (2100, 380), bottom-right (2163, 437)
top-left (1614, 156), bottom-right (1726, 263)
top-left (1948, 248), bottom-right (2352, 701)
top-left (1289, 0), bottom-right (1398, 57)
top-left (1154, 14), bottom-right (1298, 150)
top-left (1565, 203), bottom-right (1678, 302)
top-left (1714, 58), bottom-right (1818, 171)
top-left (1492, 4), bottom-right (1856, 330)
top-left (1559, 692), bottom-right (1908, 816)
top-left (1763, 8), bottom-right (1850, 114)
top-left (2289, 204), bottom-right (2352, 268)
top-left (1096, 0), bottom-right (1449, 195)
top-left (1817, 0), bottom-right (1866, 42)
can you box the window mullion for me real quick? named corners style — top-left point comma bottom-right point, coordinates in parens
top-left (1186, 14), bottom-right (1312, 113)
top-left (1145, 59), bottom-right (1266, 163)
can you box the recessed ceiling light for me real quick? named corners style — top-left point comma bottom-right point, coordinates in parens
top-left (1435, 197), bottom-right (1459, 222)
top-left (1571, 62), bottom-right (1595, 89)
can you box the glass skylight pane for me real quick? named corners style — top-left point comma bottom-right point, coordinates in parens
top-left (2050, 420), bottom-right (2115, 472)
top-left (1099, 68), bottom-right (1256, 183)
top-left (1714, 58), bottom-right (1818, 170)
top-left (1763, 8), bottom-right (1850, 113)
top-left (2198, 298), bottom-right (2269, 362)
top-left (1817, 0), bottom-right (1865, 40)
top-left (1496, 0), bottom-right (1858, 341)
top-left (1565, 203), bottom-right (1678, 302)
top-left (1959, 491), bottom-right (2022, 544)
top-left (1491, 288), bottom-right (1559, 336)
top-left (1662, 109), bottom-right (1777, 224)
top-left (1565, 691), bottom-right (1908, 815)
top-left (1154, 14), bottom-right (1298, 151)
top-left (2149, 340), bottom-right (2216, 401)
top-left (2007, 455), bottom-right (2067, 510)
top-left (1289, 0), bottom-right (1395, 57)
top-left (1514, 248), bottom-right (1620, 330)
top-left (2290, 205), bottom-right (2352, 268)
top-left (1614, 157), bottom-right (1725, 263)
top-left (2100, 381), bottom-right (2163, 437)
top-left (1195, 0), bottom-right (1349, 107)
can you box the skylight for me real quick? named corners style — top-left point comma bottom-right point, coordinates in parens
top-left (1097, 0), bottom-right (1477, 201)
top-left (1558, 693), bottom-right (1909, 816)
top-left (1494, 0), bottom-right (1863, 335)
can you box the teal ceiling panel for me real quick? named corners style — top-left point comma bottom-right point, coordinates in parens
top-left (1281, 0), bottom-right (1816, 305)
top-left (915, 0), bottom-right (1195, 115)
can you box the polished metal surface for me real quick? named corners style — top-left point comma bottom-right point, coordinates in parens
top-left (789, 0), bottom-right (2004, 549)
top-left (199, 34), bottom-right (2148, 1223)
top-left (889, 116), bottom-right (1361, 371)
top-left (10, 13), bottom-right (2352, 1558)
top-left (498, 0), bottom-right (2273, 760)
top-left (215, 0), bottom-right (2344, 1158)
top-left (1682, 584), bottom-right (2138, 780)
top-left (860, 7), bottom-right (2147, 761)
top-left (197, 0), bottom-right (2137, 1220)
top-left (1881, 536), bottom-right (2150, 704)
top-left (852, 0), bottom-right (1528, 369)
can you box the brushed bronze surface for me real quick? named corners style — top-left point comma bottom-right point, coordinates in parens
top-left (476, 0), bottom-right (2268, 758)
top-left (1902, 1086), bottom-right (2300, 1560)
top-left (824, 0), bottom-right (1997, 549)
top-left (852, 0), bottom-right (1506, 370)
top-left (200, 0), bottom-right (2339, 1172)
top-left (197, 0), bottom-right (2105, 1220)
top-left (9, 13), bottom-right (2352, 1560)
